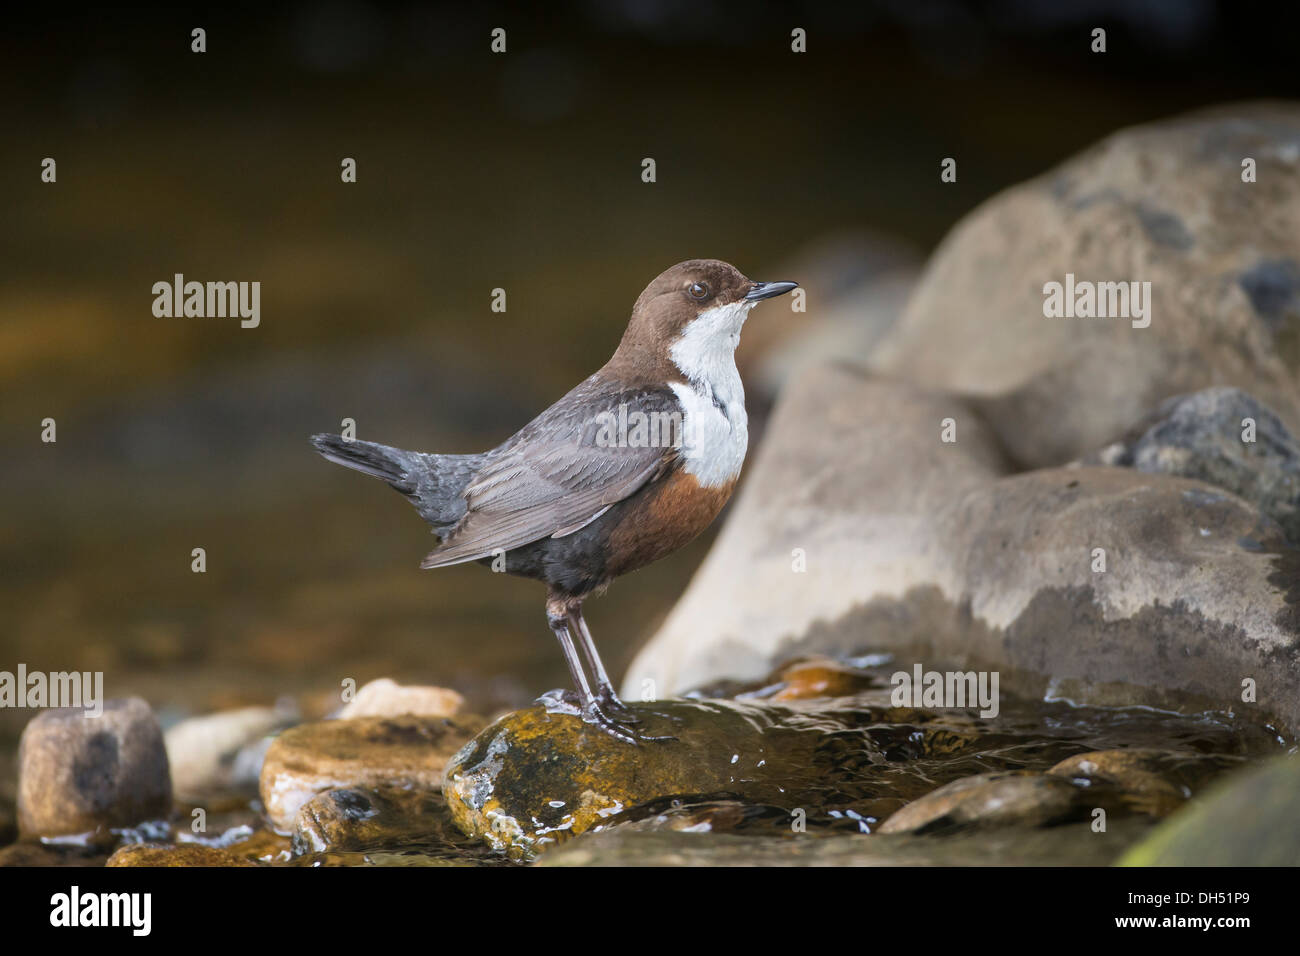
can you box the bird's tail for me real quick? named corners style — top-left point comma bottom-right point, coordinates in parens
top-left (311, 433), bottom-right (410, 484)
top-left (310, 433), bottom-right (483, 535)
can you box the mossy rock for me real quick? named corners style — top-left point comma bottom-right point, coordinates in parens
top-left (442, 700), bottom-right (840, 860)
top-left (1119, 755), bottom-right (1300, 865)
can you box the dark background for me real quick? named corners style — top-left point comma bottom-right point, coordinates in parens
top-left (3, 1), bottom-right (1299, 784)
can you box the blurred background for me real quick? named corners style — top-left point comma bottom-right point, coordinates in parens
top-left (3, 1), bottom-right (1300, 790)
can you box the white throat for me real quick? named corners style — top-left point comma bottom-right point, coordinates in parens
top-left (667, 300), bottom-right (752, 488)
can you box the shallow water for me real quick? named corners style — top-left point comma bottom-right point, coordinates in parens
top-left (10, 652), bottom-right (1281, 867)
top-left (437, 654), bottom-right (1289, 862)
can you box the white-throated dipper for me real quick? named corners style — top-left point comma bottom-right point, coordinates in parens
top-left (311, 260), bottom-right (797, 743)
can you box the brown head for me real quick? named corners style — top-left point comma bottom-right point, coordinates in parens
top-left (608, 259), bottom-right (797, 383)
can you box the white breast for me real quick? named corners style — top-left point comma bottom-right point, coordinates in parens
top-left (668, 300), bottom-right (752, 488)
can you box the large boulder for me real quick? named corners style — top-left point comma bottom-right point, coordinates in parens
top-left (867, 104), bottom-right (1300, 468)
top-left (625, 364), bottom-right (1300, 735)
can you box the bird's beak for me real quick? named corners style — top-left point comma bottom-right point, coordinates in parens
top-left (745, 280), bottom-right (799, 302)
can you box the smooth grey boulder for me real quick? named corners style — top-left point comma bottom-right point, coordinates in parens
top-left (18, 697), bottom-right (172, 838)
top-left (625, 363), bottom-right (1300, 735)
top-left (867, 104), bottom-right (1300, 468)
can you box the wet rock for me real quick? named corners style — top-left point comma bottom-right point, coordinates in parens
top-left (739, 656), bottom-right (881, 702)
top-left (440, 697), bottom-right (1004, 859)
top-left (292, 787), bottom-right (464, 855)
top-left (878, 772), bottom-right (1089, 834)
top-left (212, 827), bottom-right (293, 864)
top-left (1119, 754), bottom-right (1300, 865)
top-left (338, 678), bottom-right (463, 720)
top-left (0, 841), bottom-right (109, 867)
top-left (1046, 748), bottom-right (1243, 818)
top-left (867, 104), bottom-right (1300, 468)
top-left (106, 843), bottom-right (258, 867)
top-left (626, 364), bottom-right (1300, 735)
top-left (1088, 387), bottom-right (1300, 542)
top-left (443, 702), bottom-right (817, 860)
top-left (259, 715), bottom-right (482, 832)
top-left (539, 818), bottom-right (1153, 867)
top-left (17, 697), bottom-right (172, 838)
top-left (164, 701), bottom-right (299, 800)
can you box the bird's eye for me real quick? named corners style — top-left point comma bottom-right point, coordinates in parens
top-left (688, 282), bottom-right (709, 299)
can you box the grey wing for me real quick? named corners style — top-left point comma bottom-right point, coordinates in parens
top-left (419, 379), bottom-right (681, 568)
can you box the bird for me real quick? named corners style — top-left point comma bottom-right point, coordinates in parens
top-left (311, 259), bottom-right (797, 743)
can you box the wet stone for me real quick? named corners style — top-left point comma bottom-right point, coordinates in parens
top-left (878, 772), bottom-right (1094, 834)
top-left (259, 715), bottom-right (483, 832)
top-left (441, 688), bottom-right (1276, 860)
top-left (742, 656), bottom-right (881, 702)
top-left (442, 698), bottom-right (929, 860)
top-left (217, 828), bottom-right (294, 864)
top-left (1047, 748), bottom-right (1241, 818)
top-left (106, 843), bottom-right (259, 867)
top-left (292, 786), bottom-right (471, 857)
top-left (18, 697), bottom-right (172, 839)
top-left (0, 841), bottom-right (110, 867)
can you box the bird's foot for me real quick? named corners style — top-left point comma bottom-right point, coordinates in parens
top-left (595, 690), bottom-right (642, 723)
top-left (581, 702), bottom-right (677, 745)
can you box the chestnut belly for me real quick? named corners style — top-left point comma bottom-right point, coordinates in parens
top-left (484, 467), bottom-right (737, 597)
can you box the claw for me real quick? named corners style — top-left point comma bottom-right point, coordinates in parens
top-left (597, 691), bottom-right (642, 723)
top-left (581, 703), bottom-right (676, 745)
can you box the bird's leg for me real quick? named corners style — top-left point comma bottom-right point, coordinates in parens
top-left (546, 597), bottom-right (638, 745)
top-left (568, 603), bottom-right (639, 722)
